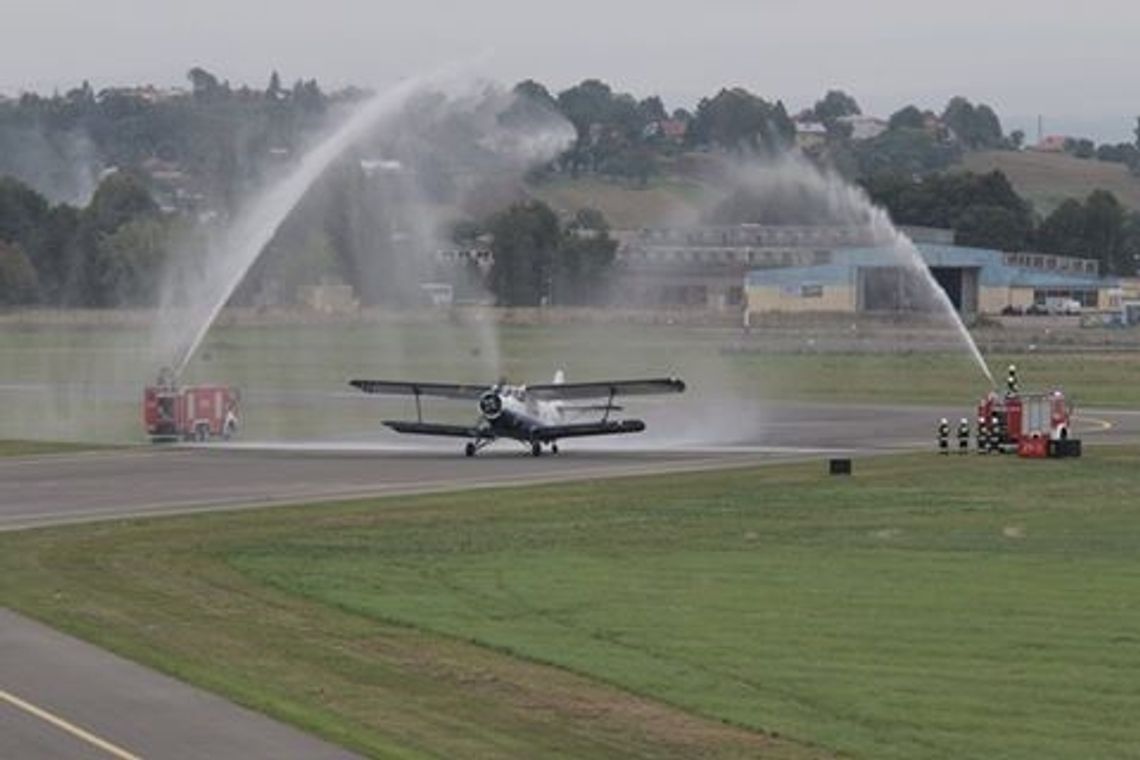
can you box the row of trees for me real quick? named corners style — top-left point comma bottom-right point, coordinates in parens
top-left (863, 171), bottom-right (1140, 275)
top-left (516, 79), bottom-right (795, 185)
top-left (1058, 119), bottom-right (1140, 173)
top-left (0, 67), bottom-right (347, 209)
top-left (0, 172), bottom-right (171, 306)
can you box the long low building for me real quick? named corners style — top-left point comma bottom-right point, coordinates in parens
top-left (746, 243), bottom-right (1119, 317)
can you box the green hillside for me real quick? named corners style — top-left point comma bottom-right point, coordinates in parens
top-left (527, 175), bottom-right (709, 229)
top-left (961, 150), bottom-right (1140, 215)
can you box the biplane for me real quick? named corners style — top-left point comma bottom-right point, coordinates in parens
top-left (349, 372), bottom-right (685, 456)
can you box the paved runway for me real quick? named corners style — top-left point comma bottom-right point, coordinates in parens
top-left (2, 401), bottom-right (1137, 533)
top-left (0, 611), bottom-right (357, 760)
top-left (2, 400), bottom-right (1137, 759)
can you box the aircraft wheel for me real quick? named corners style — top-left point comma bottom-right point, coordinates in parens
top-left (551, 443), bottom-right (559, 454)
top-left (465, 442), bottom-right (476, 457)
top-left (531, 441), bottom-right (542, 457)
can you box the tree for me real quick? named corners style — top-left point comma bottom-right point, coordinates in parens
top-left (1065, 137), bottom-right (1096, 159)
top-left (74, 171), bottom-right (159, 305)
top-left (0, 176), bottom-right (51, 246)
top-left (1083, 189), bottom-right (1127, 272)
top-left (955, 204), bottom-right (1032, 251)
top-left (0, 240), bottom-right (39, 305)
top-left (187, 67), bottom-right (222, 99)
top-left (942, 96), bottom-right (1003, 148)
top-left (861, 170), bottom-right (1032, 250)
top-left (554, 208), bottom-right (617, 305)
top-left (486, 201), bottom-right (561, 306)
top-left (557, 79), bottom-right (618, 140)
top-left (812, 90), bottom-right (861, 124)
top-left (888, 105), bottom-right (926, 131)
top-left (1035, 190), bottom-right (1134, 275)
top-left (513, 79), bottom-right (556, 108)
top-left (854, 128), bottom-right (961, 176)
top-left (1035, 199), bottom-right (1087, 256)
top-left (690, 87), bottom-right (794, 153)
top-left (1009, 129), bottom-right (1026, 150)
top-left (267, 70), bottom-right (282, 100)
top-left (637, 96), bottom-right (668, 124)
top-left (91, 217), bottom-right (169, 306)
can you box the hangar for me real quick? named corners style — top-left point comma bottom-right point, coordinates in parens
top-left (745, 243), bottom-right (1119, 317)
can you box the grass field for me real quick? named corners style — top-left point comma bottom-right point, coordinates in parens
top-left (961, 150), bottom-right (1140, 214)
top-left (4, 448), bottom-right (1140, 758)
top-left (0, 440), bottom-right (104, 456)
top-left (527, 175), bottom-right (707, 228)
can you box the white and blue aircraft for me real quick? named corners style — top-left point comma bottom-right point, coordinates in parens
top-left (349, 371), bottom-right (685, 456)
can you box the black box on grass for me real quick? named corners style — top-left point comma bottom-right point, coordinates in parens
top-left (829, 458), bottom-right (852, 476)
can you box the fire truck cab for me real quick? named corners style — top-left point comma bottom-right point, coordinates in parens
top-left (977, 388), bottom-right (1081, 459)
top-left (144, 371), bottom-right (240, 443)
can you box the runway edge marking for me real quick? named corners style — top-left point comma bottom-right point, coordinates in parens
top-left (0, 687), bottom-right (142, 760)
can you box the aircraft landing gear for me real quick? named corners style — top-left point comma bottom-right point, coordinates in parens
top-left (531, 441), bottom-right (542, 457)
top-left (465, 438), bottom-right (492, 457)
top-left (550, 442), bottom-right (559, 455)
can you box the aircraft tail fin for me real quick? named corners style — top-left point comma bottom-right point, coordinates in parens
top-left (553, 369), bottom-right (565, 385)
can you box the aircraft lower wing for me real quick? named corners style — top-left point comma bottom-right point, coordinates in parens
top-left (351, 380), bottom-right (487, 400)
top-left (383, 420), bottom-right (483, 438)
top-left (526, 377), bottom-right (685, 400)
top-left (536, 419), bottom-right (646, 440)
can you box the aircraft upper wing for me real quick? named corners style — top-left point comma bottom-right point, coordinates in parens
top-left (525, 377), bottom-right (685, 400)
top-left (349, 380), bottom-right (487, 400)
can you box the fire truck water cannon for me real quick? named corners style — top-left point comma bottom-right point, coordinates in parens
top-left (972, 364), bottom-right (1081, 459)
top-left (143, 366), bottom-right (241, 443)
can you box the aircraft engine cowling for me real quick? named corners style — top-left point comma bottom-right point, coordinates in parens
top-left (478, 391), bottom-right (504, 420)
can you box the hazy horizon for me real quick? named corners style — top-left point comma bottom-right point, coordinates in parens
top-left (3, 1), bottom-right (1137, 143)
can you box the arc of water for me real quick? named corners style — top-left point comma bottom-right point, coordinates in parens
top-left (166, 76), bottom-right (434, 375)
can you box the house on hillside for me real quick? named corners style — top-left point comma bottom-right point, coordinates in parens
top-left (794, 121), bottom-right (827, 150)
top-left (837, 115), bottom-right (888, 140)
top-left (659, 118), bottom-right (688, 142)
top-left (1032, 135), bottom-right (1069, 152)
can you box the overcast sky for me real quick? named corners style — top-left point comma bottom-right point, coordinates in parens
top-left (4, 0), bottom-right (1137, 141)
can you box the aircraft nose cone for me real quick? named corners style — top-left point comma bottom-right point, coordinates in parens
top-left (479, 391), bottom-right (503, 419)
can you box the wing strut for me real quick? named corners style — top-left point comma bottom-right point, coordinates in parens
top-left (414, 388), bottom-right (423, 423)
top-left (603, 386), bottom-right (615, 422)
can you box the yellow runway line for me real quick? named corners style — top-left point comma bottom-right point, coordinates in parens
top-left (0, 687), bottom-right (142, 760)
top-left (1073, 415), bottom-right (1114, 434)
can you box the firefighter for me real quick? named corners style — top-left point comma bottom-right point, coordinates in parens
top-left (989, 414), bottom-right (1003, 453)
top-left (977, 416), bottom-right (988, 454)
top-left (957, 417), bottom-right (970, 454)
top-left (1006, 364), bottom-right (1019, 395)
top-left (937, 417), bottom-right (950, 454)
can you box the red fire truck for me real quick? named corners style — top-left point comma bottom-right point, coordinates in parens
top-left (977, 387), bottom-right (1081, 459)
top-left (143, 370), bottom-right (240, 443)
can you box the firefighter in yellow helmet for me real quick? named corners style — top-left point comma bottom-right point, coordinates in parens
top-left (1006, 364), bottom-right (1019, 395)
top-left (937, 418), bottom-right (950, 454)
top-left (957, 417), bottom-right (970, 454)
